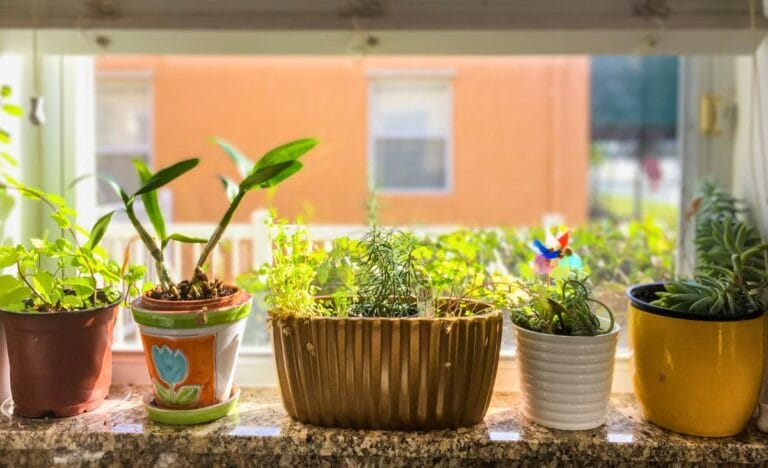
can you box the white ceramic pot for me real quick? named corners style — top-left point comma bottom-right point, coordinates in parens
top-left (514, 324), bottom-right (619, 430)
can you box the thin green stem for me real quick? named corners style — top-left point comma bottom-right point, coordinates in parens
top-left (195, 190), bottom-right (245, 275)
top-left (125, 201), bottom-right (172, 288)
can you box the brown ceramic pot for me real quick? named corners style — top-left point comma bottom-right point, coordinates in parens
top-left (0, 301), bottom-right (118, 418)
top-left (270, 299), bottom-right (503, 430)
top-left (138, 285), bottom-right (245, 312)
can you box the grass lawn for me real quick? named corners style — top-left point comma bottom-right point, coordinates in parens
top-left (595, 194), bottom-right (678, 227)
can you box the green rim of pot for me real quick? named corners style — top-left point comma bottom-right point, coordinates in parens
top-left (131, 301), bottom-right (252, 329)
top-left (626, 282), bottom-right (765, 322)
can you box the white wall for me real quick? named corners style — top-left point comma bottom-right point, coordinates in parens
top-left (733, 37), bottom-right (768, 430)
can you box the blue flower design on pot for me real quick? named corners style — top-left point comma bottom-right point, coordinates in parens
top-left (152, 345), bottom-right (189, 387)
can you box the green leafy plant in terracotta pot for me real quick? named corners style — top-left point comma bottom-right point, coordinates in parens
top-left (244, 223), bottom-right (505, 430)
top-left (109, 138), bottom-right (316, 424)
top-left (627, 183), bottom-right (768, 437)
top-left (0, 174), bottom-right (145, 417)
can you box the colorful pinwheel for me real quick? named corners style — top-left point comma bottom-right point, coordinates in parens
top-left (531, 230), bottom-right (582, 276)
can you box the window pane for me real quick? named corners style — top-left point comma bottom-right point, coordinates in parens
top-left (370, 80), bottom-right (450, 136)
top-left (96, 79), bottom-right (151, 148)
top-left (95, 77), bottom-right (152, 206)
top-left (373, 137), bottom-right (447, 190)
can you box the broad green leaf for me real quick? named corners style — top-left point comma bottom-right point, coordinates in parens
top-left (62, 277), bottom-right (95, 297)
top-left (163, 233), bottom-right (208, 249)
top-left (51, 211), bottom-right (70, 229)
top-left (0, 275), bottom-right (30, 308)
top-left (174, 385), bottom-right (202, 406)
top-left (0, 275), bottom-right (23, 293)
top-left (259, 161), bottom-right (303, 188)
top-left (133, 160), bottom-right (167, 241)
top-left (59, 295), bottom-right (83, 309)
top-left (0, 246), bottom-right (20, 268)
top-left (239, 161), bottom-right (295, 193)
top-left (153, 381), bottom-right (174, 405)
top-left (134, 158), bottom-right (199, 197)
top-left (217, 175), bottom-right (239, 202)
top-left (45, 192), bottom-right (66, 206)
top-left (0, 152), bottom-right (17, 166)
top-left (31, 271), bottom-right (55, 303)
top-left (254, 138), bottom-right (317, 171)
top-left (215, 138), bottom-right (253, 178)
top-left (85, 211), bottom-right (114, 251)
top-left (2, 104), bottom-right (23, 117)
top-left (0, 129), bottom-right (9, 144)
top-left (30, 238), bottom-right (46, 249)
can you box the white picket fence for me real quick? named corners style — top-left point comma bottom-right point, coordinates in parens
top-left (104, 210), bottom-right (462, 349)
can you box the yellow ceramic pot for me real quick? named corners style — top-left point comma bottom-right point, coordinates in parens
top-left (627, 283), bottom-right (765, 437)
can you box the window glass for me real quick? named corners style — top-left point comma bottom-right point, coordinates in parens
top-left (370, 79), bottom-right (451, 191)
top-left (95, 77), bottom-right (152, 206)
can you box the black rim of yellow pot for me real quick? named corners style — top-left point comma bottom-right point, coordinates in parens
top-left (626, 282), bottom-right (764, 322)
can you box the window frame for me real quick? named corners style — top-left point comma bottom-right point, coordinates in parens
top-left (367, 70), bottom-right (455, 195)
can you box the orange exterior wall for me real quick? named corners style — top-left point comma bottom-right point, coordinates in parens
top-left (96, 56), bottom-right (589, 227)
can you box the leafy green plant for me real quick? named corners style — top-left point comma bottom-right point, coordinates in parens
top-left (653, 183), bottom-right (768, 315)
top-left (0, 133), bottom-right (144, 311)
top-left (510, 274), bottom-right (615, 336)
top-left (107, 137), bottom-right (316, 301)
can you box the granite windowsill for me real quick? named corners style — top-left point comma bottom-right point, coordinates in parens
top-left (0, 387), bottom-right (766, 466)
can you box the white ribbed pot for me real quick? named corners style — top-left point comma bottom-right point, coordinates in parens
top-left (514, 324), bottom-right (619, 430)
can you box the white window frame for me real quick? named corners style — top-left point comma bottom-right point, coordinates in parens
top-left (2, 29), bottom-right (756, 393)
top-left (367, 70), bottom-right (455, 195)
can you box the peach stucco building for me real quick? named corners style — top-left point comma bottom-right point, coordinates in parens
top-left (96, 55), bottom-right (589, 227)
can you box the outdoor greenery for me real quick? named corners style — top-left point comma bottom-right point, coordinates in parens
top-left (0, 84), bottom-right (145, 313)
top-left (654, 183), bottom-right (768, 316)
top-left (240, 215), bottom-right (676, 321)
top-left (107, 137), bottom-right (316, 301)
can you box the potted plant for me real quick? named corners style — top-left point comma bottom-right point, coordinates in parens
top-left (509, 237), bottom-right (618, 431)
top-left (0, 176), bottom-right (144, 417)
top-left (248, 224), bottom-right (504, 430)
top-left (113, 137), bottom-right (316, 424)
top-left (627, 183), bottom-right (767, 437)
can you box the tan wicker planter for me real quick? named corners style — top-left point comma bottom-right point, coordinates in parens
top-left (269, 301), bottom-right (502, 430)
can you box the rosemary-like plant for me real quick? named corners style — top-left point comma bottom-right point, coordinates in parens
top-left (349, 227), bottom-right (428, 317)
top-left (653, 183), bottom-right (768, 315)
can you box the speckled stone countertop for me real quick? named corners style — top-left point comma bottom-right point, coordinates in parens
top-left (1, 387), bottom-right (766, 467)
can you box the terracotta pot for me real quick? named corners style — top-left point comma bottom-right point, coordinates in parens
top-left (131, 287), bottom-right (252, 411)
top-left (0, 301), bottom-right (118, 418)
top-left (270, 299), bottom-right (503, 430)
